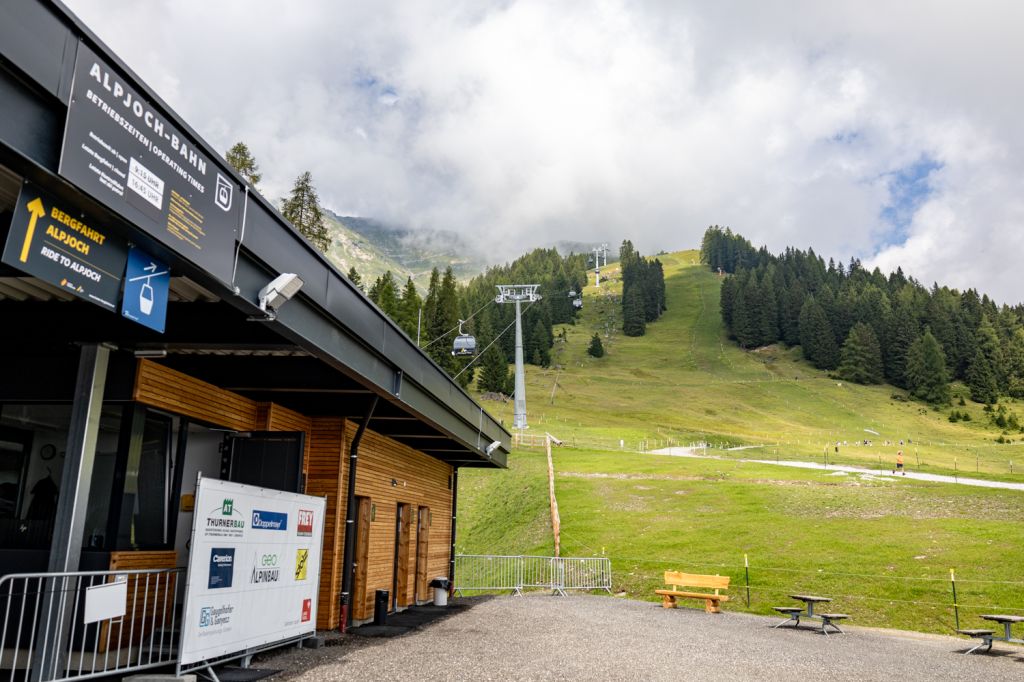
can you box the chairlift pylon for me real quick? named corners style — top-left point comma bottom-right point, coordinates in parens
top-left (452, 319), bottom-right (477, 357)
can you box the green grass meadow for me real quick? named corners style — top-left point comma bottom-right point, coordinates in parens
top-left (458, 249), bottom-right (1024, 636)
top-left (460, 447), bottom-right (1024, 634)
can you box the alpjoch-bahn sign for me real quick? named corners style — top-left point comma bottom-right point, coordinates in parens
top-left (59, 42), bottom-right (241, 284)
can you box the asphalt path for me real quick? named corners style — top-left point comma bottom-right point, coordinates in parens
top-left (651, 447), bottom-right (1024, 492)
top-left (260, 595), bottom-right (1024, 681)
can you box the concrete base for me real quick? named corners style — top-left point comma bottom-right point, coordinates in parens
top-left (124, 675), bottom-right (196, 682)
top-left (301, 636), bottom-right (325, 649)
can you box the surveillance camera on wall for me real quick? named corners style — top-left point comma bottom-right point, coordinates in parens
top-left (485, 440), bottom-right (502, 456)
top-left (257, 273), bottom-right (304, 319)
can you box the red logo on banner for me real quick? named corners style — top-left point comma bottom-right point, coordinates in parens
top-left (297, 509), bottom-right (314, 536)
top-left (301, 598), bottom-right (312, 623)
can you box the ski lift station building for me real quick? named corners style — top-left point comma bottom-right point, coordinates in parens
top-left (0, 0), bottom-right (510, 636)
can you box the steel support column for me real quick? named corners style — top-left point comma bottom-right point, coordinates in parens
top-left (48, 343), bottom-right (110, 572)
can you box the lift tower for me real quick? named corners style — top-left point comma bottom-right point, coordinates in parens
top-left (495, 284), bottom-right (542, 429)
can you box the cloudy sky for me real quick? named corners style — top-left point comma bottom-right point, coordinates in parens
top-left (65, 0), bottom-right (1023, 303)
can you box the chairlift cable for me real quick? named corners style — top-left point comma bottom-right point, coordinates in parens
top-left (421, 297), bottom-right (496, 349)
top-left (453, 300), bottom-right (537, 380)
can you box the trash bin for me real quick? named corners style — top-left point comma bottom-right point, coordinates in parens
top-left (429, 577), bottom-right (450, 606)
top-left (373, 589), bottom-right (390, 625)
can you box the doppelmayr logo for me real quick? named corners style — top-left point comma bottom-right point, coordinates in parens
top-left (251, 509), bottom-right (288, 531)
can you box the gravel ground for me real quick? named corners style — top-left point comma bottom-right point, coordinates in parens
top-left (257, 594), bottom-right (1024, 681)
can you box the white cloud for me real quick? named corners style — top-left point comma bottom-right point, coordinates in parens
top-left (64, 0), bottom-right (1024, 303)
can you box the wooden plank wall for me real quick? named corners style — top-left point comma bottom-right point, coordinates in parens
top-left (133, 359), bottom-right (456, 628)
top-left (133, 360), bottom-right (258, 431)
top-left (304, 417), bottom-right (347, 629)
top-left (349, 423), bottom-right (453, 620)
top-left (104, 551), bottom-right (178, 652)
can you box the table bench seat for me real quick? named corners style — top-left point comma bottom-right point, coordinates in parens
top-left (772, 607), bottom-right (803, 614)
top-left (957, 629), bottom-right (995, 654)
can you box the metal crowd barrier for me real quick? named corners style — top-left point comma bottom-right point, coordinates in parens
top-left (0, 567), bottom-right (183, 682)
top-left (455, 555), bottom-right (612, 596)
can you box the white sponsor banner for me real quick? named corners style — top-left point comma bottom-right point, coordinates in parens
top-left (179, 476), bottom-right (326, 666)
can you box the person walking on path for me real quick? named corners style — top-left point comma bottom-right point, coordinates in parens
top-left (895, 450), bottom-right (905, 476)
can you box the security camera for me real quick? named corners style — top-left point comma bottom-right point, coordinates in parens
top-left (258, 273), bottom-right (304, 319)
top-left (485, 440), bottom-right (502, 456)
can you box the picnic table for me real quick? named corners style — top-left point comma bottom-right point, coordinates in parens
top-left (773, 595), bottom-right (848, 635)
top-left (959, 614), bottom-right (1024, 654)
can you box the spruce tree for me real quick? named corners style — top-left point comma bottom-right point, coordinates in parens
top-left (587, 333), bottom-right (605, 358)
top-left (731, 285), bottom-right (754, 348)
top-left (622, 285), bottom-right (646, 337)
top-left (905, 329), bottom-right (950, 404)
top-left (397, 277), bottom-right (422, 339)
top-left (346, 266), bottom-right (364, 293)
top-left (974, 314), bottom-right (1006, 391)
top-left (281, 171), bottom-right (330, 252)
top-left (798, 298), bottom-right (839, 369)
top-left (477, 308), bottom-right (510, 394)
top-left (225, 141), bottom-right (261, 188)
top-left (1007, 328), bottom-right (1024, 398)
top-left (966, 348), bottom-right (999, 404)
top-left (885, 298), bottom-right (919, 388)
top-left (838, 322), bottom-right (883, 384)
top-left (368, 271), bottom-right (400, 318)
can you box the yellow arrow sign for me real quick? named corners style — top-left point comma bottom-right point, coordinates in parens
top-left (20, 197), bottom-right (46, 263)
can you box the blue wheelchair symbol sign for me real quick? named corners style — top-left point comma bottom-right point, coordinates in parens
top-left (122, 247), bottom-right (169, 332)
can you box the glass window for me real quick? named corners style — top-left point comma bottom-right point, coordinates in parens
top-left (0, 404), bottom-right (122, 550)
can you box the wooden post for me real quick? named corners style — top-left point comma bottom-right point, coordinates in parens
top-left (546, 435), bottom-right (561, 558)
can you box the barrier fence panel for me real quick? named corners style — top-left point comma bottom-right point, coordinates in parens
top-left (455, 555), bottom-right (612, 596)
top-left (0, 568), bottom-right (182, 682)
top-left (453, 556), bottom-right (524, 595)
top-left (519, 556), bottom-right (556, 594)
top-left (559, 557), bottom-right (613, 594)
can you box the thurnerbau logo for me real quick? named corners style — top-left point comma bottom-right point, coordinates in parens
top-left (251, 510), bottom-right (288, 530)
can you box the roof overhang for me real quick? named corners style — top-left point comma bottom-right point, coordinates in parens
top-left (0, 0), bottom-right (510, 467)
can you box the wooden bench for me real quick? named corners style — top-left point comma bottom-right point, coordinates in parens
top-left (654, 571), bottom-right (730, 613)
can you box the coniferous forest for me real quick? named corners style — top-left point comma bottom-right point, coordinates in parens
top-left (360, 248), bottom-right (588, 389)
top-left (702, 226), bottom-right (1024, 405)
top-left (619, 240), bottom-right (667, 337)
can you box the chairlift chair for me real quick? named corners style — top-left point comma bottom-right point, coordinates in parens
top-left (452, 319), bottom-right (477, 357)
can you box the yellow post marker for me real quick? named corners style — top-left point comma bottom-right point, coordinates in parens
top-left (20, 197), bottom-right (45, 262)
top-left (950, 568), bottom-right (959, 631)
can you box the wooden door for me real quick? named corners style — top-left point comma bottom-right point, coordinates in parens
top-left (352, 497), bottom-right (371, 620)
top-left (415, 507), bottom-right (430, 602)
top-left (393, 503), bottom-right (412, 609)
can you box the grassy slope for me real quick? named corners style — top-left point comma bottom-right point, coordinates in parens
top-left (462, 448), bottom-right (1024, 633)
top-left (460, 250), bottom-right (1024, 634)
top-left (477, 250), bottom-right (1023, 478)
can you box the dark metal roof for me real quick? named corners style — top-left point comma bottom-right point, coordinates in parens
top-left (0, 0), bottom-right (510, 467)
